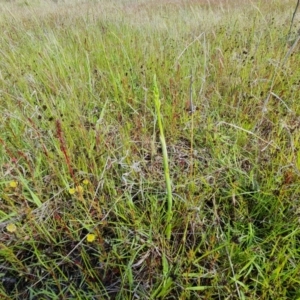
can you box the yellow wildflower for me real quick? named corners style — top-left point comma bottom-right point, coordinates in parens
top-left (75, 185), bottom-right (84, 194)
top-left (86, 233), bottom-right (96, 242)
top-left (9, 181), bottom-right (18, 188)
top-left (68, 188), bottom-right (76, 195)
top-left (82, 179), bottom-right (89, 185)
top-left (6, 223), bottom-right (17, 233)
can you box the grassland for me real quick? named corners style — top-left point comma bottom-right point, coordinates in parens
top-left (1, 0), bottom-right (300, 298)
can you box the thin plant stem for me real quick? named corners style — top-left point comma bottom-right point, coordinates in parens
top-left (153, 75), bottom-right (173, 240)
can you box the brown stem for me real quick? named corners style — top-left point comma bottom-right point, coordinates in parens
top-left (56, 119), bottom-right (75, 180)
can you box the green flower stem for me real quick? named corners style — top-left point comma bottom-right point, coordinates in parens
top-left (153, 75), bottom-right (173, 240)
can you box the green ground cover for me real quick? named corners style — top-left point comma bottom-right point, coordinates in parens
top-left (1, 0), bottom-right (300, 298)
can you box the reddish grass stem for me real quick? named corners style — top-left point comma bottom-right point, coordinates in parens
top-left (56, 119), bottom-right (75, 180)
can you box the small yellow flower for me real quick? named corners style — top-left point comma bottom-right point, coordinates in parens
top-left (9, 181), bottom-right (18, 188)
top-left (68, 188), bottom-right (76, 195)
top-left (86, 233), bottom-right (96, 242)
top-left (82, 179), bottom-right (89, 185)
top-left (6, 223), bottom-right (17, 233)
top-left (75, 185), bottom-right (84, 194)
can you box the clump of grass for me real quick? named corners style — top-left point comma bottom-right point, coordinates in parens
top-left (1, 0), bottom-right (300, 299)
